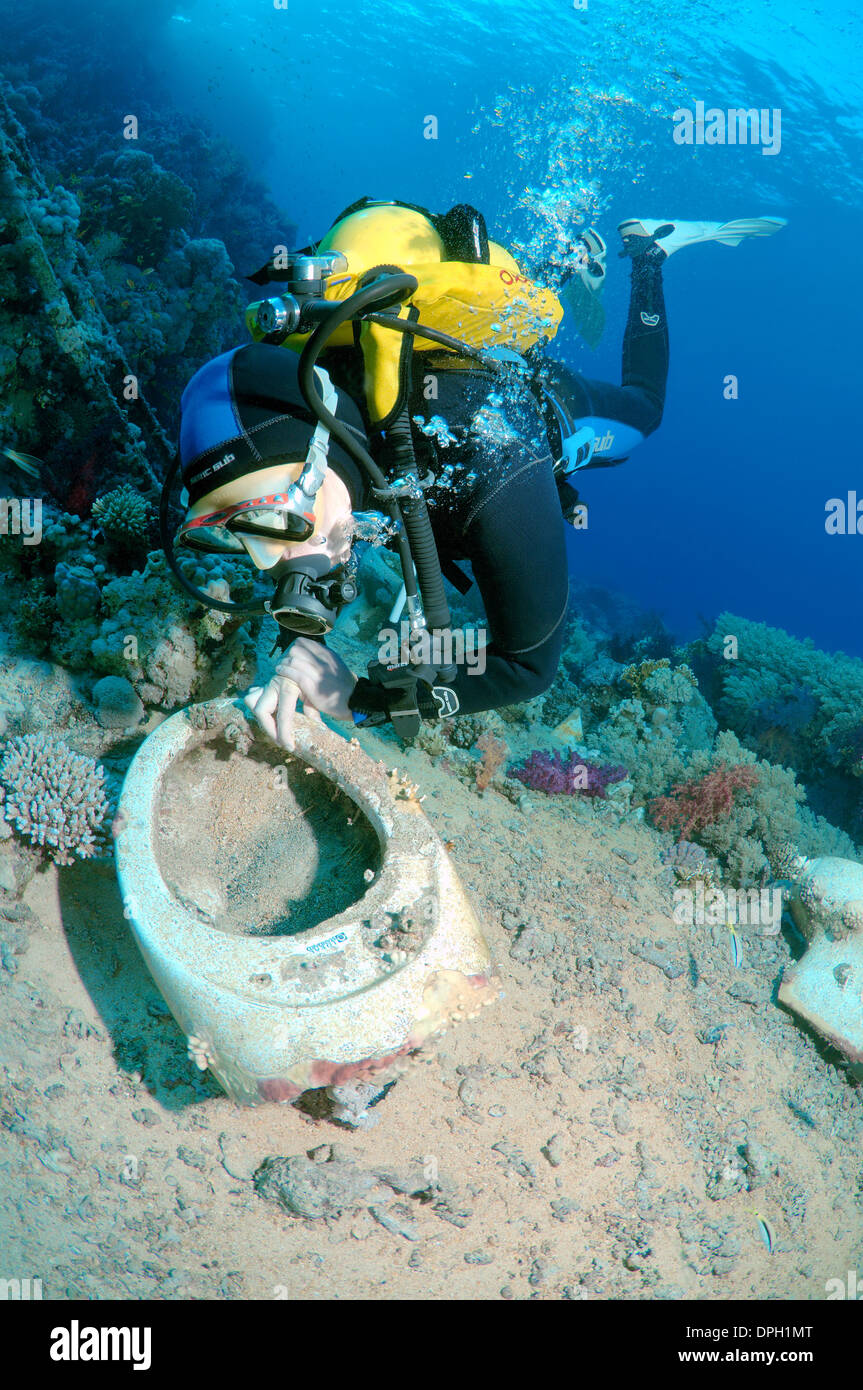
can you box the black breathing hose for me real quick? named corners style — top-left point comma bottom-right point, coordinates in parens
top-left (364, 312), bottom-right (500, 364)
top-left (382, 403), bottom-right (452, 636)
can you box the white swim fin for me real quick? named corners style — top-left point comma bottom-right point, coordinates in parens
top-left (563, 227), bottom-right (607, 348)
top-left (618, 216), bottom-right (787, 258)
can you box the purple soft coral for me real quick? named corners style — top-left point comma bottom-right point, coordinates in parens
top-left (509, 749), bottom-right (628, 798)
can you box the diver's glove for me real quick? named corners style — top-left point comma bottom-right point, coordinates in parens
top-left (349, 663), bottom-right (445, 739)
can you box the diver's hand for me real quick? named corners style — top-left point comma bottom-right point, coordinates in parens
top-left (244, 639), bottom-right (358, 750)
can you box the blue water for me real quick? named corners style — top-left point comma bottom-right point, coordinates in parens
top-left (14, 0), bottom-right (863, 654)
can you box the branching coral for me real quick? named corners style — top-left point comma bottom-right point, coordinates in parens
top-left (510, 749), bottom-right (628, 798)
top-left (0, 732), bottom-right (108, 865)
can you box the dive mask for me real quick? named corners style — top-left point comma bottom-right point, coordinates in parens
top-left (177, 491), bottom-right (317, 554)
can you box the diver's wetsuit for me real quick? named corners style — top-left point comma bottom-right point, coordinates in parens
top-left (389, 246), bottom-right (669, 719)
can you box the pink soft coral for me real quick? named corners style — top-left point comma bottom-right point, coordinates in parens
top-left (649, 762), bottom-right (760, 840)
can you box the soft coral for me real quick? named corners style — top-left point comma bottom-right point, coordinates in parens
top-left (510, 749), bottom-right (628, 798)
top-left (649, 762), bottom-right (760, 840)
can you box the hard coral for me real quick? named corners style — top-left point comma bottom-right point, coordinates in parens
top-left (91, 484), bottom-right (153, 552)
top-left (649, 762), bottom-right (760, 841)
top-left (510, 749), bottom-right (628, 798)
top-left (659, 840), bottom-right (720, 886)
top-left (0, 733), bottom-right (109, 865)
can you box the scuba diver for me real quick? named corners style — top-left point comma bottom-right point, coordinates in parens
top-left (163, 200), bottom-right (785, 746)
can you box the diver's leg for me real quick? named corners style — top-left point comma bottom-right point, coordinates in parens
top-left (619, 243), bottom-right (669, 429)
top-left (536, 243), bottom-right (669, 462)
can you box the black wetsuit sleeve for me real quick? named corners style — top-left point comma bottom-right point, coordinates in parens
top-left (440, 451), bottom-right (569, 717)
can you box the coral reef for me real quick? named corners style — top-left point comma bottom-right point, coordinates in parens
top-left (510, 749), bottom-right (628, 799)
top-left (0, 81), bottom-right (171, 501)
top-left (0, 732), bottom-right (108, 865)
top-left (702, 612), bottom-right (863, 783)
top-left (651, 733), bottom-right (808, 887)
top-left (78, 149), bottom-right (193, 262)
top-left (0, 59), bottom-right (297, 529)
top-left (1, 503), bottom-right (260, 710)
top-left (592, 662), bottom-right (717, 803)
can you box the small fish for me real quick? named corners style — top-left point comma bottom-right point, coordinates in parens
top-left (126, 278), bottom-right (136, 290)
top-left (464, 173), bottom-right (473, 179)
top-left (751, 1209), bottom-right (775, 1254)
top-left (727, 921), bottom-right (744, 968)
top-left (1, 447), bottom-right (42, 479)
top-left (787, 1097), bottom-right (817, 1129)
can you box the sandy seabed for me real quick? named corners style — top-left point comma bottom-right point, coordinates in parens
top-left (1, 679), bottom-right (861, 1303)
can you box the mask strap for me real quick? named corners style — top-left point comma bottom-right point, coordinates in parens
top-left (284, 365), bottom-right (336, 517)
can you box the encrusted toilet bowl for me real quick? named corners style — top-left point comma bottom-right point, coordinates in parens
top-left (114, 698), bottom-right (498, 1105)
top-left (778, 853), bottom-right (863, 1063)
